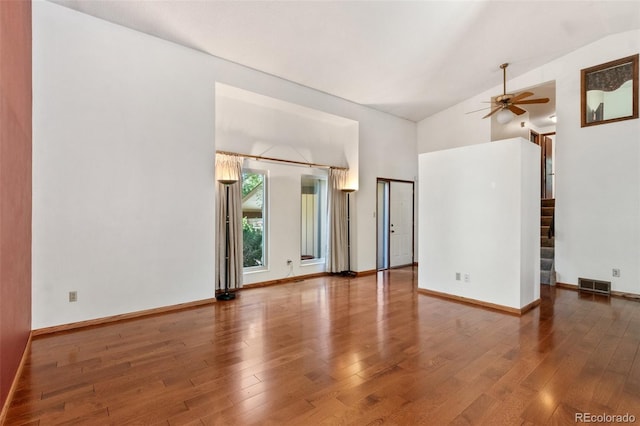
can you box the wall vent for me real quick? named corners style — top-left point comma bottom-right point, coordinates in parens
top-left (578, 277), bottom-right (611, 295)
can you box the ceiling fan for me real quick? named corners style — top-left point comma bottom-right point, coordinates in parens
top-left (480, 63), bottom-right (549, 123)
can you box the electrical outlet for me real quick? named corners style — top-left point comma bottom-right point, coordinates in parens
top-left (69, 291), bottom-right (77, 302)
top-left (612, 268), bottom-right (621, 277)
top-left (464, 273), bottom-right (470, 283)
top-left (455, 272), bottom-right (461, 281)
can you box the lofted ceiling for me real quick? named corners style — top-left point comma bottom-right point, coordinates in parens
top-left (49, 0), bottom-right (640, 122)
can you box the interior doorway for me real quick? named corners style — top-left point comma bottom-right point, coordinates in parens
top-left (377, 178), bottom-right (414, 270)
top-left (530, 131), bottom-right (555, 199)
top-left (541, 132), bottom-right (555, 199)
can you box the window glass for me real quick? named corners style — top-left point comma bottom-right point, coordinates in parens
top-left (242, 170), bottom-right (266, 269)
top-left (301, 175), bottom-right (327, 262)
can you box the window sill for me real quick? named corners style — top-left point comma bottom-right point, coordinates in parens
top-left (301, 259), bottom-right (325, 267)
top-left (243, 266), bottom-right (269, 275)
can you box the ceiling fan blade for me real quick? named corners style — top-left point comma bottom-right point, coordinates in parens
top-left (508, 105), bottom-right (527, 115)
top-left (466, 106), bottom-right (493, 114)
top-left (510, 91), bottom-right (534, 103)
top-left (482, 106), bottom-right (502, 119)
top-left (512, 97), bottom-right (550, 105)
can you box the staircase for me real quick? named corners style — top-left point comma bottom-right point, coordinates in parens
top-left (540, 199), bottom-right (556, 285)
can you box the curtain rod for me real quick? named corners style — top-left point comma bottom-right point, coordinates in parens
top-left (216, 150), bottom-right (348, 171)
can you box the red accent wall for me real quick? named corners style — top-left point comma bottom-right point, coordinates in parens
top-left (0, 0), bottom-right (32, 411)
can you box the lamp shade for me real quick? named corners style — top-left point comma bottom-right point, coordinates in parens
top-left (216, 154), bottom-right (241, 184)
top-left (496, 108), bottom-right (514, 124)
top-left (344, 171), bottom-right (358, 192)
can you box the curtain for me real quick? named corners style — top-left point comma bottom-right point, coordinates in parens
top-left (327, 168), bottom-right (348, 273)
top-left (586, 61), bottom-right (634, 92)
top-left (215, 154), bottom-right (243, 292)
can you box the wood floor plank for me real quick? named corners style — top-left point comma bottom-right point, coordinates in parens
top-left (480, 386), bottom-right (537, 425)
top-left (450, 392), bottom-right (498, 425)
top-left (5, 267), bottom-right (640, 425)
top-left (591, 370), bottom-right (627, 409)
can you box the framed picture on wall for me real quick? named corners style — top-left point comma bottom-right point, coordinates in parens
top-left (580, 54), bottom-right (638, 127)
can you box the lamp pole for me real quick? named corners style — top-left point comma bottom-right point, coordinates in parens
top-left (217, 180), bottom-right (237, 301)
top-left (341, 188), bottom-right (356, 277)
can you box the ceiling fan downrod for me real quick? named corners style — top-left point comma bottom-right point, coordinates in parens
top-left (500, 63), bottom-right (509, 96)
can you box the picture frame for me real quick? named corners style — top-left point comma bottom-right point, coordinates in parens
top-left (580, 54), bottom-right (638, 127)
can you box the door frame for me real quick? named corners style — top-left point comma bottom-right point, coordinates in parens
top-left (541, 132), bottom-right (555, 199)
top-left (376, 178), bottom-right (415, 271)
top-left (530, 130), bottom-right (556, 199)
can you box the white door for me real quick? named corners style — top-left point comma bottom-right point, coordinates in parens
top-left (389, 181), bottom-right (414, 267)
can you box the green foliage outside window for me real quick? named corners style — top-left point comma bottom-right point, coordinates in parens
top-left (242, 171), bottom-right (265, 268)
top-left (242, 173), bottom-right (263, 197)
top-left (242, 217), bottom-right (263, 268)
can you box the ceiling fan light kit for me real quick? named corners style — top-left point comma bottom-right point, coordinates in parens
top-left (480, 63), bottom-right (550, 123)
top-left (496, 108), bottom-right (514, 124)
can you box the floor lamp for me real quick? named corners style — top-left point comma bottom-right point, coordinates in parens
top-left (341, 188), bottom-right (357, 277)
top-left (217, 175), bottom-right (238, 301)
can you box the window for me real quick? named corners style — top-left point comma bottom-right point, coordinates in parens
top-left (242, 170), bottom-right (267, 269)
top-left (301, 175), bottom-right (327, 263)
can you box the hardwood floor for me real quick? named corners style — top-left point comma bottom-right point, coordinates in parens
top-left (5, 267), bottom-right (640, 425)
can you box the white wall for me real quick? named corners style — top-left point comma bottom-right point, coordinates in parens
top-left (417, 96), bottom-right (491, 154)
top-left (556, 32), bottom-right (640, 294)
top-left (215, 83), bottom-right (358, 170)
top-left (519, 140), bottom-right (542, 306)
top-left (32, 1), bottom-right (417, 328)
top-left (419, 138), bottom-right (540, 309)
top-left (355, 113), bottom-right (418, 271)
top-left (491, 111), bottom-right (532, 141)
top-left (418, 29), bottom-right (640, 294)
top-left (32, 2), bottom-right (218, 328)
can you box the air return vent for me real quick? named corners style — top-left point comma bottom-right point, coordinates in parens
top-left (578, 277), bottom-right (611, 295)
